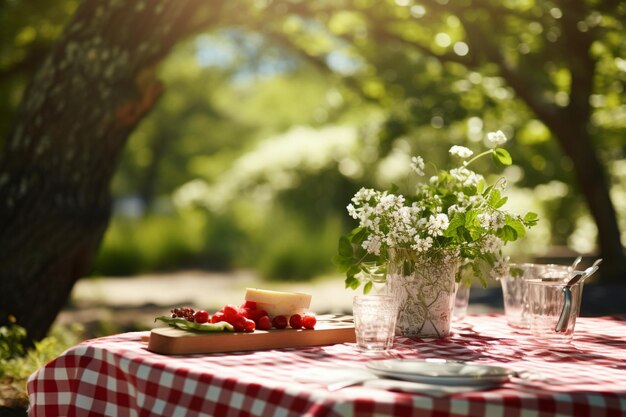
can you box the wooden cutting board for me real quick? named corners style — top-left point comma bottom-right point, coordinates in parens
top-left (147, 314), bottom-right (355, 355)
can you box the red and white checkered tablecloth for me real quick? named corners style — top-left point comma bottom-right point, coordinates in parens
top-left (27, 314), bottom-right (626, 417)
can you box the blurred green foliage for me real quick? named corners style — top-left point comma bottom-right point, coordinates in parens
top-left (3, 1), bottom-right (625, 280)
top-left (0, 320), bottom-right (83, 408)
top-left (0, 319), bottom-right (26, 361)
top-left (0, 0), bottom-right (78, 142)
top-left (99, 1), bottom-right (625, 277)
top-left (97, 29), bottom-right (374, 279)
top-left (93, 210), bottom-right (209, 275)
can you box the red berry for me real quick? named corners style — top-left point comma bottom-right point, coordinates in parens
top-left (302, 315), bottom-right (316, 329)
top-left (242, 300), bottom-right (257, 310)
top-left (246, 309), bottom-right (268, 322)
top-left (289, 314), bottom-right (302, 329)
top-left (211, 311), bottom-right (226, 323)
top-left (171, 307), bottom-right (195, 321)
top-left (243, 318), bottom-right (256, 332)
top-left (222, 305), bottom-right (240, 319)
top-left (193, 310), bottom-right (209, 324)
top-left (257, 315), bottom-right (271, 330)
top-left (230, 314), bottom-right (247, 332)
top-left (272, 315), bottom-right (288, 329)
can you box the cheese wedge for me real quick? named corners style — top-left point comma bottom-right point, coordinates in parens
top-left (245, 288), bottom-right (312, 318)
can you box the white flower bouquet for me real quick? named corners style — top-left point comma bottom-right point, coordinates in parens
top-left (334, 131), bottom-right (538, 293)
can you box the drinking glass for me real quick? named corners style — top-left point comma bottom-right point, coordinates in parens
top-left (500, 263), bottom-right (572, 329)
top-left (352, 295), bottom-right (397, 351)
top-left (500, 263), bottom-right (537, 328)
top-left (453, 282), bottom-right (470, 321)
top-left (527, 278), bottom-right (583, 345)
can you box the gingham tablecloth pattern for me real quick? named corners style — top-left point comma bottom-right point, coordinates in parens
top-left (27, 314), bottom-right (626, 417)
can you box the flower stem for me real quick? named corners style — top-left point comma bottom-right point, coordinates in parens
top-left (464, 149), bottom-right (494, 167)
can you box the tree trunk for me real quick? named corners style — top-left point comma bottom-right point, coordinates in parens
top-left (464, 1), bottom-right (626, 281)
top-left (544, 4), bottom-right (625, 281)
top-left (0, 0), bottom-right (219, 342)
top-left (549, 120), bottom-right (626, 281)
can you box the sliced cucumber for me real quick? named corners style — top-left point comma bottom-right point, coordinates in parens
top-left (155, 316), bottom-right (234, 332)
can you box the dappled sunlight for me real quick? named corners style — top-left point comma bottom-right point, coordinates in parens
top-left (174, 125), bottom-right (359, 213)
top-left (3, 2), bottom-right (626, 414)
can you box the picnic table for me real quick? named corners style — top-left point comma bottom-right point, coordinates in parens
top-left (27, 314), bottom-right (626, 417)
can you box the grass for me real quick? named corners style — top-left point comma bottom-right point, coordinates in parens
top-left (0, 321), bottom-right (84, 412)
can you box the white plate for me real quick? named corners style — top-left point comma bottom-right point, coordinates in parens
top-left (365, 359), bottom-right (514, 386)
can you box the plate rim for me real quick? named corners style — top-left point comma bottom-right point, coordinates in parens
top-left (365, 359), bottom-right (514, 380)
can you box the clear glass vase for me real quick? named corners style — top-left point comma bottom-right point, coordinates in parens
top-left (386, 248), bottom-right (459, 338)
top-left (359, 261), bottom-right (388, 295)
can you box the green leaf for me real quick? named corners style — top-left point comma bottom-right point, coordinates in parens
top-left (477, 179), bottom-right (485, 194)
top-left (524, 212), bottom-right (539, 225)
top-left (445, 213), bottom-right (465, 237)
top-left (488, 189), bottom-right (502, 207)
top-left (350, 227), bottom-right (368, 244)
top-left (477, 273), bottom-right (487, 288)
top-left (465, 210), bottom-right (478, 228)
top-left (510, 265), bottom-right (524, 278)
top-left (389, 183), bottom-right (400, 194)
top-left (462, 228), bottom-right (474, 242)
top-left (462, 185), bottom-right (477, 196)
top-left (495, 196), bottom-right (508, 208)
top-left (363, 281), bottom-right (373, 294)
top-left (332, 255), bottom-right (352, 272)
top-left (338, 236), bottom-right (353, 257)
top-left (497, 225), bottom-right (518, 241)
top-left (349, 278), bottom-right (357, 289)
top-left (347, 264), bottom-right (362, 280)
top-left (470, 262), bottom-right (488, 288)
top-left (441, 193), bottom-right (457, 208)
top-left (507, 217), bottom-right (527, 239)
top-left (492, 148), bottom-right (512, 165)
top-left (345, 276), bottom-right (360, 290)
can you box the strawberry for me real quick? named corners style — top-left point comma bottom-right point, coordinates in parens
top-left (222, 305), bottom-right (240, 320)
top-left (257, 315), bottom-right (271, 330)
top-left (272, 315), bottom-right (288, 329)
top-left (211, 311), bottom-right (226, 323)
top-left (302, 315), bottom-right (316, 329)
top-left (243, 318), bottom-right (256, 332)
top-left (193, 310), bottom-right (209, 324)
top-left (289, 314), bottom-right (302, 329)
top-left (245, 309), bottom-right (268, 322)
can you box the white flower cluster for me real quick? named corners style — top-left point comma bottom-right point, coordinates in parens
top-left (449, 167), bottom-right (483, 188)
top-left (347, 131), bottom-right (507, 264)
top-left (449, 145), bottom-right (474, 159)
top-left (477, 211), bottom-right (506, 230)
top-left (427, 214), bottom-right (449, 237)
top-left (490, 255), bottom-right (510, 280)
top-left (343, 130), bottom-right (527, 286)
top-left (487, 130), bottom-right (507, 148)
top-left (481, 234), bottom-right (503, 253)
top-left (348, 187), bottom-right (457, 256)
top-left (410, 156), bottom-right (425, 176)
top-left (348, 178), bottom-right (507, 260)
